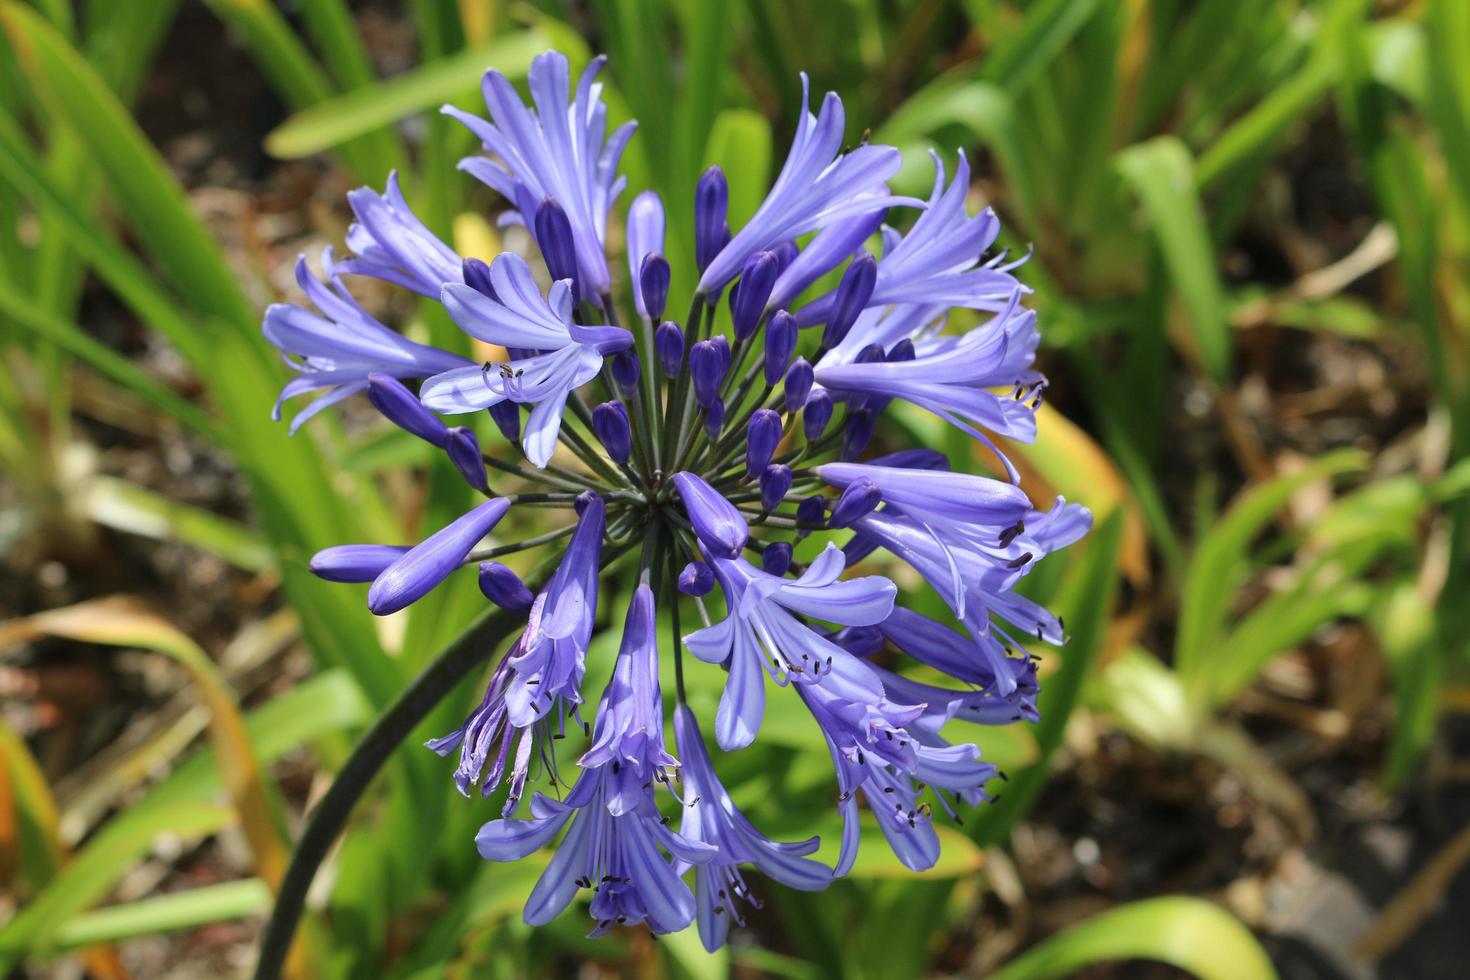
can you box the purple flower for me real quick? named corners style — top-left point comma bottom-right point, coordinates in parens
top-left (336, 172), bottom-right (464, 296)
top-left (445, 51), bottom-right (634, 295)
top-left (795, 153), bottom-right (1023, 326)
top-left (579, 586), bottom-right (679, 813)
top-left (877, 606), bottom-right (1037, 704)
top-left (279, 47), bottom-right (1093, 950)
top-left (420, 253), bottom-right (631, 466)
top-left (844, 497), bottom-right (1091, 695)
top-left (684, 543), bottom-right (895, 750)
top-left (426, 626), bottom-right (542, 809)
top-left (263, 252), bottom-right (470, 433)
top-left (475, 586), bottom-right (717, 936)
top-left (501, 495), bottom-right (607, 726)
top-left (475, 761), bottom-right (715, 936)
top-left (697, 77), bottom-right (920, 293)
top-left (815, 292), bottom-right (1046, 475)
top-left (798, 679), bottom-right (996, 873)
top-left (367, 498), bottom-right (511, 615)
top-left (309, 544), bottom-right (410, 582)
top-left (627, 190), bottom-right (666, 317)
top-left (674, 705), bottom-right (830, 951)
top-left (672, 471), bottom-right (748, 559)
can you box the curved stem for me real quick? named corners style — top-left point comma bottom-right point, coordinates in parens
top-left (251, 601), bottom-right (530, 980)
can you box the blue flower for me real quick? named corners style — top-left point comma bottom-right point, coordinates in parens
top-left (579, 585), bottom-right (679, 814)
top-left (697, 76), bottom-right (920, 294)
top-left (795, 152), bottom-right (1025, 326)
top-left (476, 585), bottom-right (717, 936)
top-left (420, 253), bottom-right (631, 466)
top-left (684, 543), bottom-right (895, 750)
top-left (843, 497), bottom-right (1091, 696)
top-left (798, 679), bottom-right (996, 873)
top-left (263, 252), bottom-right (470, 432)
top-left (445, 51), bottom-right (635, 296)
top-left (501, 495), bottom-right (606, 726)
top-left (335, 172), bottom-right (465, 296)
top-left (271, 47), bottom-right (1093, 950)
top-left (815, 291), bottom-right (1047, 476)
top-left (674, 705), bottom-right (831, 951)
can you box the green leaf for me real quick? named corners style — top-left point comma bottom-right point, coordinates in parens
top-left (979, 0), bottom-right (1100, 98)
top-left (77, 476), bottom-right (272, 572)
top-left (973, 509), bottom-right (1124, 844)
top-left (1114, 137), bottom-right (1232, 382)
top-left (1375, 582), bottom-right (1440, 789)
top-left (989, 897), bottom-right (1277, 980)
top-left (0, 801), bottom-right (233, 971)
top-left (0, 279), bottom-right (218, 439)
top-left (48, 879), bottom-right (271, 952)
top-left (263, 33), bottom-right (544, 160)
top-left (1174, 449), bottom-right (1367, 688)
top-left (1, 4), bottom-right (255, 333)
top-left (704, 109), bottom-right (772, 228)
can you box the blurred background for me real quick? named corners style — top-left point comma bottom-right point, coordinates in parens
top-left (1, 1), bottom-right (1467, 977)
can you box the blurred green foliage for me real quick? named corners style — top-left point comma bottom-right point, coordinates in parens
top-left (0, 0), bottom-right (1464, 977)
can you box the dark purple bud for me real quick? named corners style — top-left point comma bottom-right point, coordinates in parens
top-left (533, 197), bottom-right (579, 300)
top-left (655, 321), bottom-right (684, 378)
top-left (760, 463), bottom-right (793, 512)
top-left (823, 251), bottom-right (877, 349)
top-left (761, 542), bottom-right (793, 576)
top-left (764, 310), bottom-right (797, 384)
top-left (841, 409), bottom-right (876, 460)
top-left (870, 448), bottom-right (949, 470)
top-left (731, 251), bottom-right (778, 340)
top-left (445, 426), bottom-right (489, 492)
top-left (746, 409), bottom-right (782, 476)
top-left (829, 477), bottom-right (881, 528)
top-left (487, 400), bottom-right (520, 443)
top-left (690, 340), bottom-right (725, 408)
top-left (368, 498), bottom-right (510, 615)
top-left (710, 335), bottom-right (732, 376)
top-left (854, 343), bottom-right (886, 365)
top-left (367, 373), bottom-right (447, 447)
top-left (477, 561), bottom-right (534, 611)
top-left (592, 400), bottom-right (632, 463)
top-left (695, 167), bottom-right (729, 272)
top-left (887, 338), bottom-right (916, 362)
top-left (672, 471), bottom-right (748, 559)
top-left (783, 357), bottom-right (814, 412)
top-left (830, 624), bottom-right (884, 657)
top-left (796, 495), bottom-right (826, 537)
top-left (678, 561), bottom-right (715, 596)
top-left (639, 253), bottom-right (670, 321)
top-left (610, 349), bottom-right (640, 398)
top-left (703, 396), bottom-right (726, 439)
top-left (771, 240), bottom-right (799, 275)
top-left (310, 544), bottom-right (410, 582)
top-left (803, 388), bottom-right (833, 440)
top-left (574, 489), bottom-right (599, 516)
top-left (462, 257), bottom-right (498, 300)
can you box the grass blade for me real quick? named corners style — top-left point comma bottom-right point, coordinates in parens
top-left (1114, 137), bottom-right (1232, 382)
top-left (263, 33), bottom-right (544, 160)
top-left (50, 880), bottom-right (272, 952)
top-left (989, 896), bottom-right (1277, 980)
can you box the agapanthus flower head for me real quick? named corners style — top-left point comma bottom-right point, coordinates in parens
top-left (277, 48), bottom-right (1089, 949)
